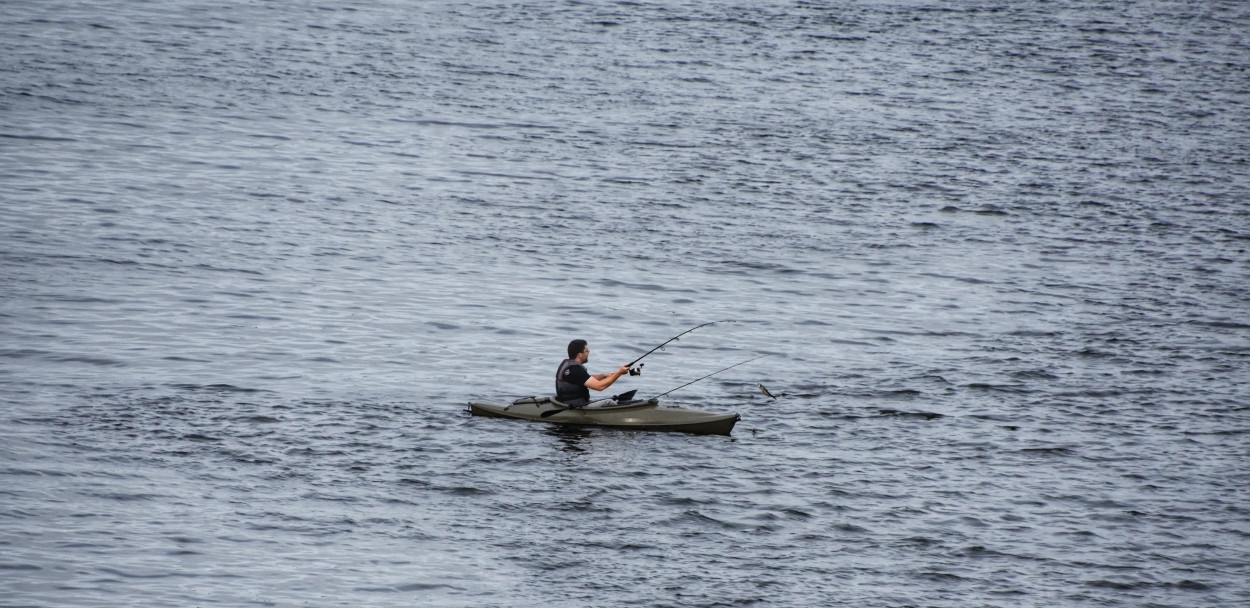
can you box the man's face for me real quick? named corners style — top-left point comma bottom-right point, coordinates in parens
top-left (579, 346), bottom-right (590, 363)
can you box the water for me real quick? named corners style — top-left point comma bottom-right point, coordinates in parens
top-left (3, 1), bottom-right (1249, 606)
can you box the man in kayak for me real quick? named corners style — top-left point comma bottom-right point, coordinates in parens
top-left (555, 339), bottom-right (632, 407)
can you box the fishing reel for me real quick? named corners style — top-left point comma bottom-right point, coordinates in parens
top-left (629, 364), bottom-right (644, 376)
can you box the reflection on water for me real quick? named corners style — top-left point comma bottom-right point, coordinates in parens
top-left (545, 425), bottom-right (593, 455)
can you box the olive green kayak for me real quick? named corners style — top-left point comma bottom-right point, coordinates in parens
top-left (468, 396), bottom-right (739, 436)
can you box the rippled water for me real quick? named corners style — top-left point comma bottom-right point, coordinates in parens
top-left (3, 1), bottom-right (1249, 606)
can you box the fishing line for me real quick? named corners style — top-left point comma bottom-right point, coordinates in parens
top-left (652, 354), bottom-right (770, 399)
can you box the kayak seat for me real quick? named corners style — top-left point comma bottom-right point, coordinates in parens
top-left (550, 396), bottom-right (591, 409)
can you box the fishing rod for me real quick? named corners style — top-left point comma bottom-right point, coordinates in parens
top-left (627, 320), bottom-right (734, 376)
top-left (652, 354), bottom-right (770, 399)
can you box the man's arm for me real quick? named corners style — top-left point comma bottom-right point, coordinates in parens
top-left (585, 364), bottom-right (631, 391)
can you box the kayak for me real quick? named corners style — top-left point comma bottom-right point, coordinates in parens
top-left (468, 396), bottom-right (739, 436)
top-left (468, 396), bottom-right (740, 436)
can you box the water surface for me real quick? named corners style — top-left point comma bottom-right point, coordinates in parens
top-left (3, 1), bottom-right (1249, 606)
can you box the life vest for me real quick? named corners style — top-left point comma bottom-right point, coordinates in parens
top-left (555, 358), bottom-right (590, 405)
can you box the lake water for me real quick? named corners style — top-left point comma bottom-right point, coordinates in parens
top-left (3, 1), bottom-right (1249, 606)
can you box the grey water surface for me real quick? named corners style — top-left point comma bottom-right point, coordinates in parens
top-left (3, 1), bottom-right (1249, 606)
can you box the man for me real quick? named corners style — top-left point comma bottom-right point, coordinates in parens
top-left (555, 339), bottom-right (632, 406)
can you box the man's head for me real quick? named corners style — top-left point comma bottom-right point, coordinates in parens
top-left (567, 339), bottom-right (588, 362)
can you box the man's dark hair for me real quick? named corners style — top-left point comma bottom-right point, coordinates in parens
top-left (567, 339), bottom-right (587, 360)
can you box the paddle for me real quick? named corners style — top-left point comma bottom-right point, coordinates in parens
top-left (537, 390), bottom-right (635, 417)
